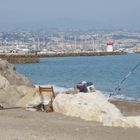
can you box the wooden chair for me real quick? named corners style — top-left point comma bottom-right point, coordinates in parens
top-left (39, 86), bottom-right (55, 99)
top-left (38, 86), bottom-right (55, 112)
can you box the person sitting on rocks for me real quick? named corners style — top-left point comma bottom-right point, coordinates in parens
top-left (76, 81), bottom-right (96, 93)
top-left (0, 104), bottom-right (4, 110)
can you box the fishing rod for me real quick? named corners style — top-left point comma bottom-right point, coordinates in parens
top-left (109, 61), bottom-right (140, 97)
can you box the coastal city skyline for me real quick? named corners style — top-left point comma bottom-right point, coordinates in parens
top-left (0, 0), bottom-right (140, 56)
top-left (0, 29), bottom-right (140, 54)
top-left (0, 0), bottom-right (140, 31)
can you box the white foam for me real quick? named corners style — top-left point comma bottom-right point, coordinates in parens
top-left (34, 85), bottom-right (140, 102)
top-left (34, 84), bottom-right (73, 93)
top-left (103, 91), bottom-right (140, 102)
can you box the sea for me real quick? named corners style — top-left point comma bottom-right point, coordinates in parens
top-left (15, 53), bottom-right (140, 101)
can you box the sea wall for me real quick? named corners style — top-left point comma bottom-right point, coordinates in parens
top-left (0, 52), bottom-right (125, 63)
top-left (38, 52), bottom-right (126, 57)
top-left (0, 54), bottom-right (39, 64)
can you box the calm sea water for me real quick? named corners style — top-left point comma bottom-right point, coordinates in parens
top-left (15, 54), bottom-right (140, 101)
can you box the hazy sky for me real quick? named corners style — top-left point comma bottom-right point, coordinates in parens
top-left (0, 0), bottom-right (140, 30)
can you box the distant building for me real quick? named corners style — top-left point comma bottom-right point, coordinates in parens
top-left (0, 49), bottom-right (4, 53)
top-left (106, 42), bottom-right (113, 52)
top-left (16, 49), bottom-right (31, 54)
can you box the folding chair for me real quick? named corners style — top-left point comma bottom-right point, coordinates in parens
top-left (38, 86), bottom-right (55, 112)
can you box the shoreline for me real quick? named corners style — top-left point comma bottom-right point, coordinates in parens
top-left (110, 98), bottom-right (140, 104)
top-left (109, 99), bottom-right (140, 116)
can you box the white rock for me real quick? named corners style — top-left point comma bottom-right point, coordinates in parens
top-left (16, 85), bottom-right (36, 97)
top-left (0, 74), bottom-right (10, 89)
top-left (0, 85), bottom-right (27, 105)
top-left (16, 88), bottom-right (41, 107)
top-left (53, 91), bottom-right (140, 128)
top-left (16, 88), bottom-right (52, 108)
top-left (0, 59), bottom-right (33, 87)
top-left (113, 116), bottom-right (140, 128)
top-left (0, 85), bottom-right (36, 105)
top-left (53, 91), bottom-right (122, 125)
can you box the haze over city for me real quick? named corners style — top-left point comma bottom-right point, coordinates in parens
top-left (0, 0), bottom-right (140, 31)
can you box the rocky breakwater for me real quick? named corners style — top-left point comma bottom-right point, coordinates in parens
top-left (0, 54), bottom-right (39, 64)
top-left (0, 59), bottom-right (36, 106)
top-left (53, 91), bottom-right (140, 128)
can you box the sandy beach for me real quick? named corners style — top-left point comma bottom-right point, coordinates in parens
top-left (0, 100), bottom-right (140, 140)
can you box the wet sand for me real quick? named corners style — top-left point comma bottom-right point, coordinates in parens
top-left (110, 99), bottom-right (140, 116)
top-left (0, 100), bottom-right (140, 140)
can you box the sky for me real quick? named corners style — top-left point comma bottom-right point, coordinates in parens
top-left (0, 0), bottom-right (140, 31)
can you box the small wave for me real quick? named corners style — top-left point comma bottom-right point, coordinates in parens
top-left (34, 84), bottom-right (140, 102)
top-left (102, 91), bottom-right (140, 102)
top-left (34, 84), bottom-right (73, 93)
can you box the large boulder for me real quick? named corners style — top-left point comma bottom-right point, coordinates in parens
top-left (0, 59), bottom-right (34, 105)
top-left (53, 91), bottom-right (122, 125)
top-left (0, 85), bottom-right (35, 105)
top-left (16, 88), bottom-right (41, 107)
top-left (0, 60), bottom-right (57, 109)
top-left (0, 60), bottom-right (33, 87)
top-left (0, 74), bottom-right (10, 89)
top-left (16, 87), bottom-right (53, 111)
top-left (53, 91), bottom-right (140, 128)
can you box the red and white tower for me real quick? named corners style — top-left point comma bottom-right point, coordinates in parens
top-left (106, 42), bottom-right (113, 52)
